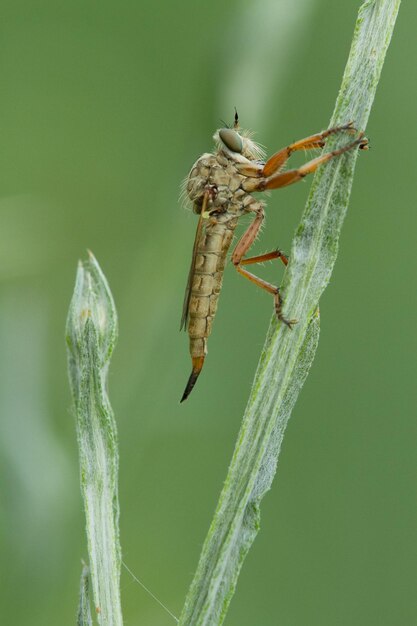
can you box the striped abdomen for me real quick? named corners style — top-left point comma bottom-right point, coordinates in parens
top-left (181, 216), bottom-right (238, 401)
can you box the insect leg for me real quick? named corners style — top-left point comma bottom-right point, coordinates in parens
top-left (240, 250), bottom-right (288, 267)
top-left (231, 207), bottom-right (265, 265)
top-left (262, 122), bottom-right (361, 176)
top-left (235, 265), bottom-right (296, 328)
top-left (244, 135), bottom-right (367, 192)
top-left (231, 208), bottom-right (295, 326)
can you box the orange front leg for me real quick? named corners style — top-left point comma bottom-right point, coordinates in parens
top-left (244, 134), bottom-right (367, 192)
top-left (262, 122), bottom-right (357, 176)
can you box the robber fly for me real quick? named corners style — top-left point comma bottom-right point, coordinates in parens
top-left (180, 112), bottom-right (367, 402)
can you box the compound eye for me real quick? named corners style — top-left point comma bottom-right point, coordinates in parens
top-left (219, 128), bottom-right (243, 154)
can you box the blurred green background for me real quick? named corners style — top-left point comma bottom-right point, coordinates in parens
top-left (0, 1), bottom-right (415, 624)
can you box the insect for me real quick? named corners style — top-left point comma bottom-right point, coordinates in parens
top-left (180, 112), bottom-right (367, 402)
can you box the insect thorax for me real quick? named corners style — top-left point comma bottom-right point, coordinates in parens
top-left (186, 152), bottom-right (257, 216)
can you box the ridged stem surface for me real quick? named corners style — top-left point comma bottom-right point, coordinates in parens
top-left (179, 2), bottom-right (401, 624)
top-left (67, 252), bottom-right (123, 626)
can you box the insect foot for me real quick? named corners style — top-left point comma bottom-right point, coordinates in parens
top-left (280, 316), bottom-right (298, 330)
top-left (274, 288), bottom-right (297, 329)
top-left (358, 135), bottom-right (369, 150)
top-left (275, 248), bottom-right (289, 266)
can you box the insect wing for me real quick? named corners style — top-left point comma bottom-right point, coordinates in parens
top-left (180, 209), bottom-right (205, 331)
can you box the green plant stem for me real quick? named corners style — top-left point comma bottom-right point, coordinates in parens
top-left (178, 2), bottom-right (401, 625)
top-left (67, 252), bottom-right (122, 626)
